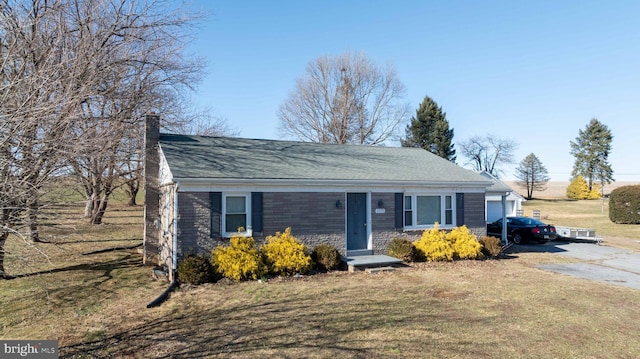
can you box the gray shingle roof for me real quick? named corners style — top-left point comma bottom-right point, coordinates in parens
top-left (479, 171), bottom-right (514, 193)
top-left (159, 134), bottom-right (491, 185)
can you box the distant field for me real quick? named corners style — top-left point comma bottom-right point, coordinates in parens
top-left (505, 181), bottom-right (640, 199)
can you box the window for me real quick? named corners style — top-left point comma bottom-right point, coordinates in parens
top-left (404, 195), bottom-right (413, 226)
top-left (444, 195), bottom-right (453, 225)
top-left (222, 194), bottom-right (251, 237)
top-left (416, 196), bottom-right (440, 225)
top-left (403, 194), bottom-right (455, 229)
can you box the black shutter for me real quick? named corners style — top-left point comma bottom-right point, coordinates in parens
top-left (395, 193), bottom-right (404, 228)
top-left (251, 192), bottom-right (263, 232)
top-left (210, 192), bottom-right (222, 238)
top-left (456, 193), bottom-right (464, 226)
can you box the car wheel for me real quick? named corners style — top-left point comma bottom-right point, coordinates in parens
top-left (512, 233), bottom-right (523, 245)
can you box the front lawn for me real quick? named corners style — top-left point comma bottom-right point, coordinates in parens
top-left (1, 201), bottom-right (639, 358)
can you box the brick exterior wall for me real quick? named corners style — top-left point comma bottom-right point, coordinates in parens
top-left (172, 190), bottom-right (487, 260)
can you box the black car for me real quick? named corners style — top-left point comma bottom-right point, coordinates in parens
top-left (486, 216), bottom-right (557, 244)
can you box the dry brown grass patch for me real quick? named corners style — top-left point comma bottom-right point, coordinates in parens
top-left (2, 200), bottom-right (640, 358)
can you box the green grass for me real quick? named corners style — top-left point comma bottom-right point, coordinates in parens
top-left (1, 197), bottom-right (640, 358)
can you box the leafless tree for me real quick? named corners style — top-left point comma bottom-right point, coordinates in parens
top-left (0, 0), bottom-right (205, 276)
top-left (176, 107), bottom-right (240, 137)
top-left (278, 51), bottom-right (410, 145)
top-left (62, 0), bottom-right (205, 224)
top-left (0, 0), bottom-right (85, 276)
top-left (459, 135), bottom-right (517, 178)
top-left (0, 0), bottom-right (85, 248)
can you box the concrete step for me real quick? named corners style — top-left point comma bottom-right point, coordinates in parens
top-left (365, 266), bottom-right (396, 274)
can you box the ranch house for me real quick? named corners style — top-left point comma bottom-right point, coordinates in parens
top-left (142, 114), bottom-right (496, 279)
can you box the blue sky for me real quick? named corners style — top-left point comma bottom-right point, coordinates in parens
top-left (182, 0), bottom-right (640, 182)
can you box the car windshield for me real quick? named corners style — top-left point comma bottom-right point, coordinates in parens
top-left (514, 217), bottom-right (546, 226)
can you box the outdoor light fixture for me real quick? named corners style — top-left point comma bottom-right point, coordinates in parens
top-left (335, 200), bottom-right (342, 209)
top-left (377, 199), bottom-right (384, 208)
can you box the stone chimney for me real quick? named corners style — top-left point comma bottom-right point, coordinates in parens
top-left (143, 113), bottom-right (160, 265)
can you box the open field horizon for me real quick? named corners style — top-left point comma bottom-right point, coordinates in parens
top-left (505, 180), bottom-right (640, 199)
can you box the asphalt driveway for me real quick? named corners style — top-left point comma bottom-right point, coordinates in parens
top-left (507, 240), bottom-right (640, 290)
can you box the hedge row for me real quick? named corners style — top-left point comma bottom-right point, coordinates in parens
top-left (609, 185), bottom-right (640, 224)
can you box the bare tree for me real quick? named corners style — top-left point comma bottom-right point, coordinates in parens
top-left (0, 0), bottom-right (205, 276)
top-left (459, 135), bottom-right (517, 178)
top-left (177, 108), bottom-right (240, 137)
top-left (278, 51), bottom-right (410, 145)
top-left (61, 0), bottom-right (205, 224)
top-left (0, 0), bottom-right (86, 276)
top-left (0, 0), bottom-right (85, 247)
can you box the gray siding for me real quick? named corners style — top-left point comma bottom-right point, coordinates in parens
top-left (371, 192), bottom-right (396, 232)
top-left (262, 192), bottom-right (344, 235)
top-left (263, 192), bottom-right (346, 253)
top-left (462, 192), bottom-right (487, 236)
top-left (177, 192), bottom-right (217, 256)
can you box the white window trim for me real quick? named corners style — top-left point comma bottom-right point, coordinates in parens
top-left (222, 193), bottom-right (252, 238)
top-left (403, 193), bottom-right (456, 230)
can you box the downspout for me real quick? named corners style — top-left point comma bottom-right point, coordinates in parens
top-left (501, 193), bottom-right (508, 246)
top-left (172, 181), bottom-right (179, 280)
top-left (147, 181), bottom-right (180, 309)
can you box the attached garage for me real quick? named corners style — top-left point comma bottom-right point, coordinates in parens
top-left (480, 172), bottom-right (525, 223)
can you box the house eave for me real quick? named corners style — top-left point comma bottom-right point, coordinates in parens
top-left (171, 177), bottom-right (493, 192)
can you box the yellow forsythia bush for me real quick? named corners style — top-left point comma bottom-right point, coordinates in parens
top-left (413, 223), bottom-right (483, 261)
top-left (413, 223), bottom-right (454, 261)
top-left (211, 235), bottom-right (267, 281)
top-left (448, 225), bottom-right (483, 260)
top-left (262, 227), bottom-right (312, 276)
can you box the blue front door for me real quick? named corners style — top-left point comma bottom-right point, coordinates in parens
top-left (347, 193), bottom-right (368, 252)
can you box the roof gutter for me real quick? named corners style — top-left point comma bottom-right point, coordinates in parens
top-left (170, 177), bottom-right (494, 189)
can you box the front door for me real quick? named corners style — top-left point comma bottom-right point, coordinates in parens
top-left (347, 193), bottom-right (369, 254)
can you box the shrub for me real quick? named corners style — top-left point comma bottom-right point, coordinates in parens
top-left (479, 236), bottom-right (503, 258)
top-left (177, 253), bottom-right (216, 285)
top-left (388, 237), bottom-right (419, 262)
top-left (609, 185), bottom-right (640, 224)
top-left (261, 227), bottom-right (312, 276)
top-left (211, 235), bottom-right (267, 281)
top-left (311, 244), bottom-right (342, 271)
top-left (566, 175), bottom-right (601, 199)
top-left (413, 223), bottom-right (454, 262)
top-left (448, 225), bottom-right (483, 260)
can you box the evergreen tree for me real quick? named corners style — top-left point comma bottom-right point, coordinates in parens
top-left (402, 95), bottom-right (456, 162)
top-left (515, 153), bottom-right (550, 199)
top-left (570, 118), bottom-right (614, 192)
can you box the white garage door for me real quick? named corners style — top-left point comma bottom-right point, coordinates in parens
top-left (486, 200), bottom-right (515, 222)
top-left (487, 201), bottom-right (502, 222)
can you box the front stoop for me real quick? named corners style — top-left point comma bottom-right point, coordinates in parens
top-left (343, 254), bottom-right (403, 272)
